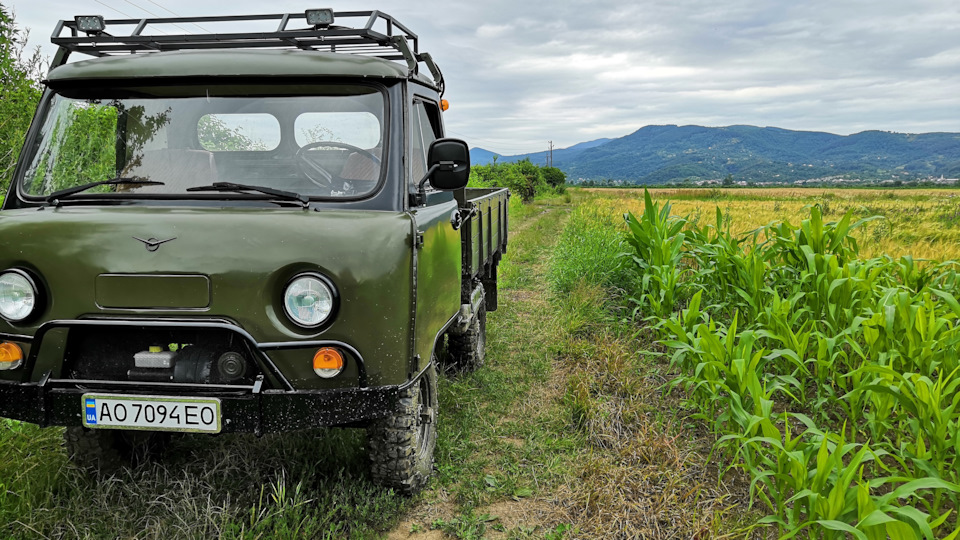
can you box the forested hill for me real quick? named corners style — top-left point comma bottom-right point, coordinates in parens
top-left (471, 139), bottom-right (611, 168)
top-left (472, 125), bottom-right (960, 184)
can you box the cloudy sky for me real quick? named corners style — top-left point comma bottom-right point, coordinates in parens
top-left (6, 0), bottom-right (960, 155)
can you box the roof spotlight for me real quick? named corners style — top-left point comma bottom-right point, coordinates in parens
top-left (305, 8), bottom-right (334, 28)
top-left (75, 15), bottom-right (106, 35)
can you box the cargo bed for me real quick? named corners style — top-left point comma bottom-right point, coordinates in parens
top-left (461, 187), bottom-right (509, 310)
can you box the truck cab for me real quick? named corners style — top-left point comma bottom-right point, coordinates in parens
top-left (0, 10), bottom-right (508, 494)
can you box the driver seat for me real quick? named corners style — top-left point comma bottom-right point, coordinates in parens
top-left (339, 148), bottom-right (381, 182)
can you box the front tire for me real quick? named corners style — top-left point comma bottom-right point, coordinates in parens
top-left (367, 362), bottom-right (438, 495)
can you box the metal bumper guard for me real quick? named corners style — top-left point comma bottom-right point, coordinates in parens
top-left (0, 318), bottom-right (412, 434)
top-left (0, 376), bottom-right (403, 434)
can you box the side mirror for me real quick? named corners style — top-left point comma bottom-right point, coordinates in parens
top-left (426, 138), bottom-right (470, 190)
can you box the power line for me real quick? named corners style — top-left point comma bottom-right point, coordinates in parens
top-left (93, 0), bottom-right (139, 20)
top-left (482, 148), bottom-right (549, 156)
top-left (447, 133), bottom-right (531, 148)
top-left (93, 0), bottom-right (170, 34)
top-left (139, 0), bottom-right (212, 33)
top-left (445, 130), bottom-right (545, 154)
top-left (121, 0), bottom-right (198, 34)
top-left (444, 129), bottom-right (529, 145)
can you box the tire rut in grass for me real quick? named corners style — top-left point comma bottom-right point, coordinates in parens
top-left (389, 203), bottom-right (574, 539)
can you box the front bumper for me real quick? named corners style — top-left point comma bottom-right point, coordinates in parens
top-left (0, 375), bottom-right (404, 434)
top-left (0, 318), bottom-right (413, 434)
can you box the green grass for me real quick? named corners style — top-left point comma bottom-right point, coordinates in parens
top-left (2, 423), bottom-right (407, 538)
top-left (548, 193), bottom-right (629, 298)
top-left (545, 191), bottom-right (755, 538)
top-left (431, 195), bottom-right (582, 534)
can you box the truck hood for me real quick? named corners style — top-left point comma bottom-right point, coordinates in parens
top-left (0, 205), bottom-right (415, 347)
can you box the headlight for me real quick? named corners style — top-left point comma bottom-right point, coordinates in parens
top-left (0, 270), bottom-right (38, 322)
top-left (283, 274), bottom-right (336, 328)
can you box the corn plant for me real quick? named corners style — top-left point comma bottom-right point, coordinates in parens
top-left (623, 190), bottom-right (690, 317)
top-left (617, 196), bottom-right (960, 537)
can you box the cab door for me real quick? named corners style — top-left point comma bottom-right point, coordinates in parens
top-left (409, 97), bottom-right (461, 373)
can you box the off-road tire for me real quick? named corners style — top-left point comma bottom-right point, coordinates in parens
top-left (64, 427), bottom-right (170, 473)
top-left (367, 362), bottom-right (438, 495)
top-left (443, 298), bottom-right (486, 374)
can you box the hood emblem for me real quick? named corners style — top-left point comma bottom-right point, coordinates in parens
top-left (133, 236), bottom-right (177, 252)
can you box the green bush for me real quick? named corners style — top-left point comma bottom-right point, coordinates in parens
top-left (0, 6), bottom-right (44, 192)
top-left (541, 166), bottom-right (567, 191)
top-left (27, 102), bottom-right (118, 194)
top-left (468, 158), bottom-right (562, 204)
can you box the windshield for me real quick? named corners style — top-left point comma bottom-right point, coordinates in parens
top-left (20, 85), bottom-right (386, 201)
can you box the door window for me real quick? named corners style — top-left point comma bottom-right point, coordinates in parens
top-left (410, 100), bottom-right (441, 190)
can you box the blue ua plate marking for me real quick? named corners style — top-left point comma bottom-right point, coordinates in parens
top-left (85, 398), bottom-right (97, 424)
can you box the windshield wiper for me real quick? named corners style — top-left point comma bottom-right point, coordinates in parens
top-left (186, 182), bottom-right (310, 209)
top-left (45, 177), bottom-right (165, 205)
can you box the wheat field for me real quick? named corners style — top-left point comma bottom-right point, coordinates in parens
top-left (586, 187), bottom-right (960, 261)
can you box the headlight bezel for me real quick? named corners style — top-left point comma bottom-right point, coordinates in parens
top-left (282, 272), bottom-right (339, 330)
top-left (0, 269), bottom-right (41, 324)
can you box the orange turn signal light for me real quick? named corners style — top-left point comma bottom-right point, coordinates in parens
top-left (0, 342), bottom-right (23, 370)
top-left (440, 99), bottom-right (449, 111)
top-left (313, 347), bottom-right (344, 378)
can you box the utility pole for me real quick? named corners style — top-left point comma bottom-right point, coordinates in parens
top-left (548, 141), bottom-right (554, 168)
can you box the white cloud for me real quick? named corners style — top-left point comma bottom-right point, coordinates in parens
top-left (914, 48), bottom-right (960, 68)
top-left (7, 0), bottom-right (960, 154)
top-left (596, 64), bottom-right (703, 82)
top-left (475, 23), bottom-right (512, 39)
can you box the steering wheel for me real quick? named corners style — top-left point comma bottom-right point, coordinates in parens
top-left (295, 141), bottom-right (381, 188)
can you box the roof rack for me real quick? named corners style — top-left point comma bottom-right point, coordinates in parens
top-left (50, 10), bottom-right (444, 93)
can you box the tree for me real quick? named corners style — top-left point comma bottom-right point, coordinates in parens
top-left (541, 166), bottom-right (566, 189)
top-left (722, 173), bottom-right (734, 187)
top-left (0, 5), bottom-right (44, 192)
top-left (467, 159), bottom-right (558, 204)
top-left (198, 115), bottom-right (268, 151)
top-left (512, 158), bottom-right (547, 203)
top-left (28, 103), bottom-right (119, 194)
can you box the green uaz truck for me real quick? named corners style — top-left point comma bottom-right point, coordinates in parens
top-left (0, 10), bottom-right (507, 494)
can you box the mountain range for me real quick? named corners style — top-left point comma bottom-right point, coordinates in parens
top-left (471, 125), bottom-right (960, 184)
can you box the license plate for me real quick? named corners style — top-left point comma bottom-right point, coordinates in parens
top-left (81, 394), bottom-right (221, 433)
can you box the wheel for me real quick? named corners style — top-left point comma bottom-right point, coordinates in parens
top-left (64, 427), bottom-right (171, 473)
top-left (295, 141), bottom-right (381, 188)
top-left (443, 297), bottom-right (486, 374)
top-left (367, 362), bottom-right (438, 495)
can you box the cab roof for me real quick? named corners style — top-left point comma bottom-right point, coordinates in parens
top-left (46, 49), bottom-right (436, 87)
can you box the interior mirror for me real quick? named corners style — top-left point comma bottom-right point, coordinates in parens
top-left (427, 138), bottom-right (470, 190)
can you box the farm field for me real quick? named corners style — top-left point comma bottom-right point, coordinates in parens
top-left (599, 187), bottom-right (960, 261)
top-left (561, 187), bottom-right (960, 539)
top-left (2, 186), bottom-right (960, 539)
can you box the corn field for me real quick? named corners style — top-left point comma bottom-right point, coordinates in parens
top-left (624, 190), bottom-right (960, 539)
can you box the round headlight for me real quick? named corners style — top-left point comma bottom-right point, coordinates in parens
top-left (0, 270), bottom-right (38, 322)
top-left (283, 274), bottom-right (335, 328)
